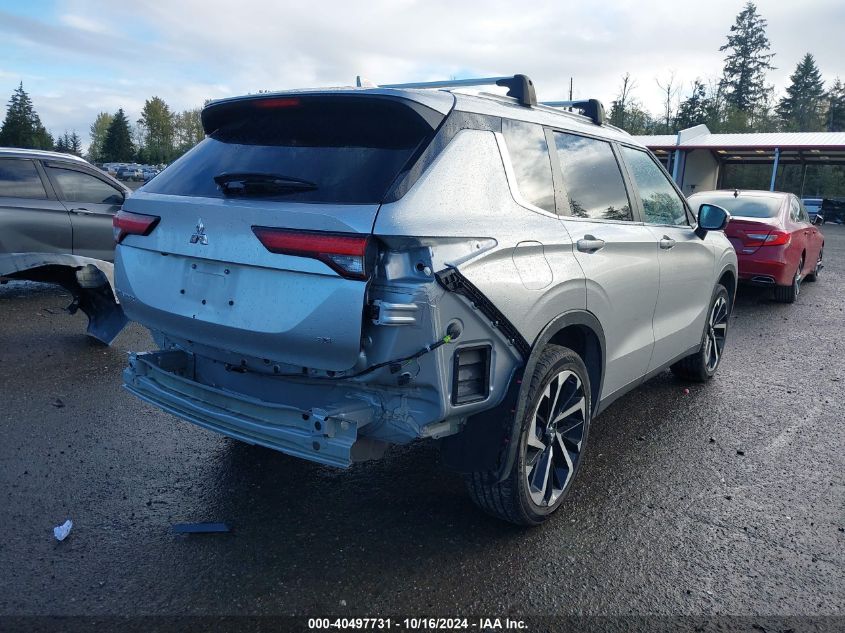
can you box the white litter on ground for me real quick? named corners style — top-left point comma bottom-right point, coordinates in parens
top-left (53, 519), bottom-right (73, 541)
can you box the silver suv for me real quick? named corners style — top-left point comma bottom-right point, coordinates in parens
top-left (115, 75), bottom-right (737, 525)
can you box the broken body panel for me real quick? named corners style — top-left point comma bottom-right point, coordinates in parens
top-left (1, 252), bottom-right (127, 344)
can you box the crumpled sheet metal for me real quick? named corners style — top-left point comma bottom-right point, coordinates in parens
top-left (1, 252), bottom-right (128, 344)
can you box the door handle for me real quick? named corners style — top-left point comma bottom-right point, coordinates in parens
top-left (70, 207), bottom-right (94, 215)
top-left (576, 235), bottom-right (605, 253)
top-left (659, 236), bottom-right (676, 249)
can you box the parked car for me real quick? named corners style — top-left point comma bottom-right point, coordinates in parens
top-left (820, 197), bottom-right (845, 224)
top-left (142, 168), bottom-right (160, 182)
top-left (117, 166), bottom-right (142, 181)
top-left (0, 147), bottom-right (130, 342)
top-left (802, 197), bottom-right (823, 222)
top-left (688, 190), bottom-right (824, 303)
top-left (115, 76), bottom-right (737, 525)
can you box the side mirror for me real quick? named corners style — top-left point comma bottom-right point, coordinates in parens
top-left (695, 203), bottom-right (730, 239)
top-left (812, 214), bottom-right (824, 226)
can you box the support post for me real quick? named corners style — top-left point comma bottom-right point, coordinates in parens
top-left (769, 147), bottom-right (780, 191)
top-left (799, 154), bottom-right (808, 198)
top-left (672, 149), bottom-right (682, 183)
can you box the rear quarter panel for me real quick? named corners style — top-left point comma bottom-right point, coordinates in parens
top-left (374, 128), bottom-right (586, 347)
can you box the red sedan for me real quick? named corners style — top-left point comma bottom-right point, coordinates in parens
top-left (688, 190), bottom-right (824, 303)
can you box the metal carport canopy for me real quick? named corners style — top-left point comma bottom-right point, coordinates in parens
top-left (636, 126), bottom-right (845, 191)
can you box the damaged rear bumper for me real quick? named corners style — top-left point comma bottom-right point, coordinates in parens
top-left (1, 253), bottom-right (127, 344)
top-left (123, 350), bottom-right (382, 468)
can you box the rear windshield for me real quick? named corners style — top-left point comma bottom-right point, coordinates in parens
top-left (144, 97), bottom-right (442, 204)
top-left (692, 195), bottom-right (782, 219)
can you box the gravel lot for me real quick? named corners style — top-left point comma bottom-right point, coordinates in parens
top-left (1, 226), bottom-right (843, 622)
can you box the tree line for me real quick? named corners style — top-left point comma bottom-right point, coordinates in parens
top-left (609, 1), bottom-right (845, 135)
top-left (87, 98), bottom-right (205, 165)
top-left (2, 0), bottom-right (844, 158)
top-left (0, 84), bottom-right (204, 165)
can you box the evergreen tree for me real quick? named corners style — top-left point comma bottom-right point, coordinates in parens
top-left (101, 108), bottom-right (134, 162)
top-left (777, 53), bottom-right (826, 131)
top-left (87, 112), bottom-right (113, 162)
top-left (826, 78), bottom-right (845, 132)
top-left (68, 131), bottom-right (82, 156)
top-left (0, 82), bottom-right (54, 149)
top-left (719, 2), bottom-right (775, 127)
top-left (674, 79), bottom-right (710, 131)
top-left (54, 133), bottom-right (67, 153)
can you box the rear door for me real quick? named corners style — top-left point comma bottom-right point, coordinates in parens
top-left (797, 199), bottom-right (824, 268)
top-left (44, 163), bottom-right (126, 261)
top-left (116, 95), bottom-right (444, 371)
top-left (551, 131), bottom-right (660, 399)
top-left (789, 196), bottom-right (821, 272)
top-left (0, 157), bottom-right (71, 256)
top-left (618, 145), bottom-right (715, 371)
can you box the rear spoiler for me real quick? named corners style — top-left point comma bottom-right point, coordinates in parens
top-left (201, 91), bottom-right (452, 135)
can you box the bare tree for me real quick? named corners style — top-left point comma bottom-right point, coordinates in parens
top-left (609, 73), bottom-right (637, 129)
top-left (656, 72), bottom-right (681, 133)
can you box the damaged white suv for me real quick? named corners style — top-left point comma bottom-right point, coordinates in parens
top-left (115, 75), bottom-right (737, 525)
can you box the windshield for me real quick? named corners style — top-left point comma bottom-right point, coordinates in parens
top-left (691, 194), bottom-right (782, 219)
top-left (144, 96), bottom-right (441, 204)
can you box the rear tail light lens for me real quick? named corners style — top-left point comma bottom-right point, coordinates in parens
top-left (252, 227), bottom-right (374, 280)
top-left (113, 210), bottom-right (160, 243)
top-left (744, 230), bottom-right (790, 247)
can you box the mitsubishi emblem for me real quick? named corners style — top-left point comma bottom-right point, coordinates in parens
top-left (190, 219), bottom-right (208, 245)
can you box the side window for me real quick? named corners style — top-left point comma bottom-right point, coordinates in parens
top-left (799, 204), bottom-right (810, 223)
top-left (0, 158), bottom-right (47, 199)
top-left (553, 132), bottom-right (632, 221)
top-left (46, 166), bottom-right (124, 205)
top-left (501, 119), bottom-right (555, 213)
top-left (620, 146), bottom-right (688, 225)
top-left (789, 197), bottom-right (802, 222)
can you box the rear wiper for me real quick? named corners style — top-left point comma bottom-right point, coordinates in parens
top-left (213, 172), bottom-right (318, 196)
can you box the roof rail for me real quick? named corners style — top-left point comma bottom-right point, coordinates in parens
top-left (360, 74), bottom-right (537, 107)
top-left (541, 99), bottom-right (606, 126)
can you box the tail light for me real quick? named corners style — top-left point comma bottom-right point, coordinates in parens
top-left (113, 210), bottom-right (160, 243)
top-left (252, 227), bottom-right (374, 280)
top-left (744, 230), bottom-right (790, 247)
top-left (254, 97), bottom-right (301, 109)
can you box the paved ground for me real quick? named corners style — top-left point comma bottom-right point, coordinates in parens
top-left (1, 228), bottom-right (843, 620)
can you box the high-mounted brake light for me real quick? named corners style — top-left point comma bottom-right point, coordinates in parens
top-left (252, 227), bottom-right (373, 280)
top-left (254, 97), bottom-right (301, 109)
top-left (744, 230), bottom-right (790, 247)
top-left (113, 210), bottom-right (160, 243)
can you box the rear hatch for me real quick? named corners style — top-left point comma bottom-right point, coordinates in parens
top-left (115, 93), bottom-right (446, 371)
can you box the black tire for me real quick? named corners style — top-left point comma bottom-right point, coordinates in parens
top-left (774, 257), bottom-right (803, 303)
top-left (464, 345), bottom-right (591, 526)
top-left (671, 284), bottom-right (730, 382)
top-left (805, 248), bottom-right (823, 282)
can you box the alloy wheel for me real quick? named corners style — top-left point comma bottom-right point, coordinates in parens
top-left (794, 258), bottom-right (804, 298)
top-left (703, 296), bottom-right (729, 372)
top-left (524, 370), bottom-right (587, 507)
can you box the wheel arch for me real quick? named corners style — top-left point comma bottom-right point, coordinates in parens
top-left (0, 253), bottom-right (127, 344)
top-left (440, 309), bottom-right (605, 479)
top-left (717, 267), bottom-right (736, 308)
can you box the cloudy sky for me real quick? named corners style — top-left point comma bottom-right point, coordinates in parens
top-left (1, 0), bottom-right (843, 148)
